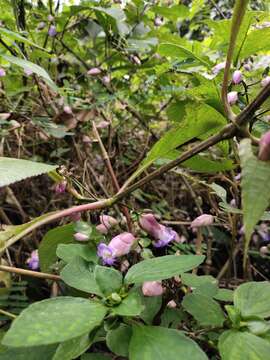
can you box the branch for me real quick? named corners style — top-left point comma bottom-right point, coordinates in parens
top-left (0, 264), bottom-right (60, 281)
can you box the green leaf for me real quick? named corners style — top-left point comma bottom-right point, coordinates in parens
top-left (0, 157), bottom-right (57, 188)
top-left (182, 293), bottom-right (225, 327)
top-left (218, 330), bottom-right (270, 360)
top-left (106, 324), bottom-right (132, 357)
top-left (39, 224), bottom-right (75, 273)
top-left (112, 289), bottom-right (144, 317)
top-left (158, 43), bottom-right (211, 68)
top-left (60, 257), bottom-right (102, 296)
top-left (214, 289), bottom-right (234, 302)
top-left (246, 320), bottom-right (270, 336)
top-left (126, 104), bottom-right (226, 185)
top-left (81, 354), bottom-right (110, 360)
top-left (94, 265), bottom-right (123, 297)
top-left (234, 281), bottom-right (270, 319)
top-left (240, 27), bottom-right (270, 60)
top-left (0, 54), bottom-right (58, 92)
top-left (181, 274), bottom-right (218, 297)
top-left (160, 308), bottom-right (186, 329)
top-left (152, 5), bottom-right (189, 20)
top-left (125, 255), bottom-right (205, 284)
top-left (52, 333), bottom-right (92, 360)
top-left (2, 297), bottom-right (107, 347)
top-left (239, 139), bottom-right (270, 264)
top-left (140, 296), bottom-right (162, 324)
top-left (0, 28), bottom-right (47, 52)
top-left (56, 243), bottom-right (98, 264)
top-left (129, 325), bottom-right (208, 360)
top-left (0, 345), bottom-right (57, 360)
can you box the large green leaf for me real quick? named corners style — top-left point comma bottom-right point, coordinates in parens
top-left (234, 282), bottom-right (270, 319)
top-left (0, 28), bottom-right (47, 51)
top-left (129, 325), bottom-right (208, 360)
top-left (125, 255), bottom-right (205, 284)
top-left (112, 289), bottom-right (144, 317)
top-left (0, 157), bottom-right (57, 188)
top-left (239, 27), bottom-right (270, 60)
top-left (182, 293), bottom-right (225, 327)
top-left (0, 343), bottom-right (57, 360)
top-left (152, 5), bottom-right (189, 21)
top-left (94, 265), bottom-right (123, 297)
top-left (106, 324), bottom-right (132, 357)
top-left (140, 296), bottom-right (162, 324)
top-left (2, 297), bottom-right (106, 347)
top-left (39, 224), bottom-right (75, 273)
top-left (56, 243), bottom-right (98, 264)
top-left (52, 333), bottom-right (92, 360)
top-left (218, 330), bottom-right (270, 360)
top-left (124, 104), bottom-right (226, 187)
top-left (0, 54), bottom-right (58, 91)
top-left (239, 139), bottom-right (270, 264)
top-left (60, 257), bottom-right (102, 296)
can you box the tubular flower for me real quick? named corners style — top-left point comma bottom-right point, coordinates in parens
top-left (139, 214), bottom-right (179, 247)
top-left (96, 223), bottom-right (109, 234)
top-left (0, 68), bottom-right (6, 77)
top-left (87, 67), bottom-right (102, 76)
top-left (190, 214), bottom-right (214, 228)
top-left (227, 91), bottom-right (238, 105)
top-left (48, 25), bottom-right (57, 37)
top-left (74, 232), bottom-right (89, 242)
top-left (258, 131), bottom-right (270, 161)
top-left (26, 250), bottom-right (39, 270)
top-left (232, 70), bottom-right (242, 84)
top-left (97, 232), bottom-right (135, 265)
top-left (142, 281), bottom-right (164, 296)
top-left (212, 61), bottom-right (226, 75)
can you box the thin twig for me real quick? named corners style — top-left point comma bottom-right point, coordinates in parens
top-left (0, 264), bottom-right (61, 281)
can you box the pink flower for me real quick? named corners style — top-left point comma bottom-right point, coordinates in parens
top-left (54, 181), bottom-right (67, 194)
top-left (96, 223), bottom-right (108, 234)
top-left (142, 281), bottom-right (164, 296)
top-left (227, 91), bottom-right (238, 105)
top-left (97, 232), bottom-right (135, 265)
top-left (258, 131), bottom-right (270, 161)
top-left (261, 76), bottom-right (270, 87)
top-left (70, 212), bottom-right (81, 222)
top-left (63, 105), bottom-right (72, 114)
top-left (26, 250), bottom-right (39, 270)
top-left (232, 70), bottom-right (242, 84)
top-left (243, 63), bottom-right (251, 71)
top-left (74, 232), bottom-right (89, 242)
top-left (212, 61), bottom-right (226, 75)
top-left (0, 68), bottom-right (6, 77)
top-left (139, 214), bottom-right (179, 247)
top-left (190, 214), bottom-right (214, 228)
top-left (37, 21), bottom-right (46, 30)
top-left (154, 17), bottom-right (163, 27)
top-left (87, 67), bottom-right (102, 76)
top-left (102, 75), bottom-right (110, 84)
top-left (48, 15), bottom-right (54, 22)
top-left (100, 215), bottom-right (118, 229)
top-left (48, 25), bottom-right (57, 37)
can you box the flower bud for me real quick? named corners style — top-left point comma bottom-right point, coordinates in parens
top-left (26, 250), bottom-right (39, 270)
top-left (243, 63), bottom-right (251, 71)
top-left (54, 181), bottom-right (67, 194)
top-left (212, 61), bottom-right (226, 75)
top-left (167, 300), bottom-right (177, 308)
top-left (63, 105), bottom-right (72, 114)
top-left (87, 67), bottom-right (102, 76)
top-left (260, 246), bottom-right (269, 257)
top-left (37, 21), bottom-right (46, 30)
top-left (139, 214), bottom-right (161, 238)
top-left (70, 212), bottom-right (81, 222)
top-left (24, 68), bottom-right (33, 76)
top-left (261, 76), bottom-right (270, 87)
top-left (74, 232), bottom-right (89, 242)
top-left (227, 91), bottom-right (238, 105)
top-left (232, 70), bottom-right (242, 84)
top-left (48, 14), bottom-right (54, 22)
top-left (258, 131), bottom-right (270, 161)
top-left (109, 232), bottom-right (135, 257)
top-left (102, 75), bottom-right (110, 84)
top-left (190, 214), bottom-right (214, 228)
top-left (48, 25), bottom-right (57, 37)
top-left (154, 17), bottom-right (163, 27)
top-left (96, 223), bottom-right (108, 234)
top-left (0, 68), bottom-right (6, 77)
top-left (142, 281), bottom-right (163, 296)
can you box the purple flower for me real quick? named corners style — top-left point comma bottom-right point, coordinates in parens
top-left (232, 70), bottom-right (242, 84)
top-left (48, 25), bottom-right (57, 37)
top-left (87, 67), bottom-right (102, 76)
top-left (258, 131), bottom-right (270, 161)
top-left (74, 232), bottom-right (89, 242)
top-left (97, 243), bottom-right (116, 265)
top-left (212, 61), bottom-right (226, 75)
top-left (261, 76), bottom-right (270, 87)
top-left (54, 181), bottom-right (67, 194)
top-left (243, 63), bottom-right (252, 71)
top-left (0, 68), bottom-right (6, 77)
top-left (227, 91), bottom-right (238, 105)
top-left (154, 17), bottom-right (163, 27)
top-left (26, 250), bottom-right (39, 270)
top-left (24, 68), bottom-right (33, 76)
top-left (190, 214), bottom-right (214, 228)
top-left (48, 15), bottom-right (54, 22)
top-left (37, 21), bottom-right (46, 30)
top-left (139, 214), bottom-right (179, 247)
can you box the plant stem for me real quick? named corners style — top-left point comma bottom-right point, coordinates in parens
top-left (0, 265), bottom-right (60, 281)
